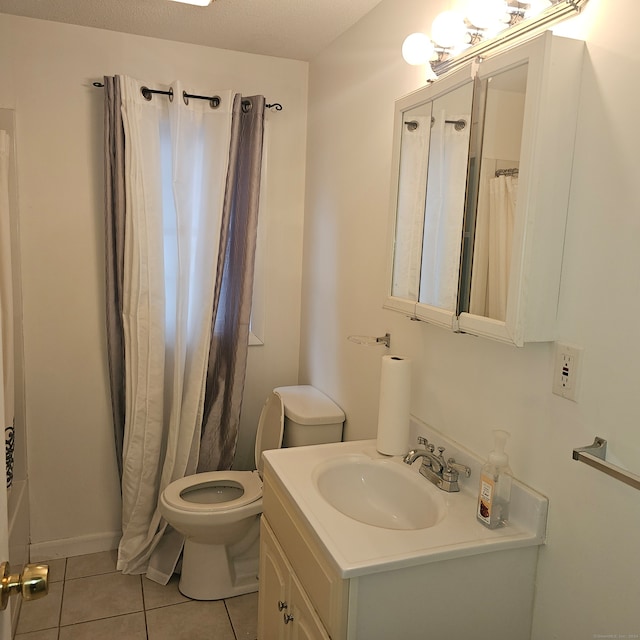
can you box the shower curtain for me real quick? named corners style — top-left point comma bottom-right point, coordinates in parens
top-left (469, 170), bottom-right (518, 320)
top-left (197, 91), bottom-right (265, 473)
top-left (104, 75), bottom-right (265, 583)
top-left (419, 111), bottom-right (470, 311)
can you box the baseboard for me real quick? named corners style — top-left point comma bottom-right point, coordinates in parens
top-left (29, 531), bottom-right (121, 561)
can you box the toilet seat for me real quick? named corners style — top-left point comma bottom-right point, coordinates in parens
top-left (162, 470), bottom-right (262, 513)
top-left (255, 390), bottom-right (285, 476)
top-left (162, 391), bottom-right (285, 514)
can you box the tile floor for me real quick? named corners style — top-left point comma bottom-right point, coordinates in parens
top-left (14, 550), bottom-right (258, 640)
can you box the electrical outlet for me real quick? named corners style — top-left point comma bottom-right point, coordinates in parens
top-left (552, 342), bottom-right (583, 401)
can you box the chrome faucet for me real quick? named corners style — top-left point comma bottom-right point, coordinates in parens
top-left (403, 438), bottom-right (447, 472)
top-left (403, 437), bottom-right (471, 493)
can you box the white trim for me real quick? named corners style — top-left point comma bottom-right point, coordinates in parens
top-left (29, 531), bottom-right (121, 561)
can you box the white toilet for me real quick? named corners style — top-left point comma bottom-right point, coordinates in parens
top-left (159, 385), bottom-right (345, 600)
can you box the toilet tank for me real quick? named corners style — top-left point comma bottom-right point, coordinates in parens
top-left (274, 385), bottom-right (345, 448)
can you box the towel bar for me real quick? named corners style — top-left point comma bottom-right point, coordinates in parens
top-left (572, 437), bottom-right (640, 491)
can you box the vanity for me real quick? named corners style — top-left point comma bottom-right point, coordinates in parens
top-left (257, 423), bottom-right (548, 640)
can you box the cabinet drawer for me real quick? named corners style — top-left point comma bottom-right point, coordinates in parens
top-left (263, 467), bottom-right (348, 638)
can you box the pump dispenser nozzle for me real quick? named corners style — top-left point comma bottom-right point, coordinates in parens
top-left (488, 430), bottom-right (510, 468)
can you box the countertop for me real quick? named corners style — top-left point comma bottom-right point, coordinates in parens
top-left (263, 434), bottom-right (548, 578)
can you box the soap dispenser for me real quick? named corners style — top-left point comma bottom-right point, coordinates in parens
top-left (477, 430), bottom-right (512, 529)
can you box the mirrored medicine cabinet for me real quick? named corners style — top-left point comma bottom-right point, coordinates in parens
top-left (385, 32), bottom-right (585, 346)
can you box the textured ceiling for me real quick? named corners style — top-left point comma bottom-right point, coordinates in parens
top-left (0, 0), bottom-right (385, 61)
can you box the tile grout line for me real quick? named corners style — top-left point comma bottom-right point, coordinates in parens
top-left (223, 599), bottom-right (237, 640)
top-left (140, 573), bottom-right (150, 640)
top-left (56, 558), bottom-right (67, 637)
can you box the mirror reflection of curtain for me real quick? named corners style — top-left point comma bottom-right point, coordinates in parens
top-left (469, 165), bottom-right (518, 321)
top-left (392, 115), bottom-right (429, 300)
top-left (419, 111), bottom-right (470, 311)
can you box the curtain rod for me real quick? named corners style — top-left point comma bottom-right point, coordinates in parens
top-left (92, 82), bottom-right (283, 111)
top-left (495, 168), bottom-right (519, 177)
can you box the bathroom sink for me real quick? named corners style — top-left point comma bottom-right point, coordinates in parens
top-left (313, 455), bottom-right (446, 530)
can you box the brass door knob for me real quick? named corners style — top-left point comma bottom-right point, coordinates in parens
top-left (0, 562), bottom-right (49, 610)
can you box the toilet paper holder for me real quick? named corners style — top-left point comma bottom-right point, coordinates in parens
top-left (347, 333), bottom-right (391, 348)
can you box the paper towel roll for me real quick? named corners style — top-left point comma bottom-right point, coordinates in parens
top-left (376, 355), bottom-right (411, 455)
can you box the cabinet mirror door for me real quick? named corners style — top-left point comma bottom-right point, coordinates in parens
top-left (460, 63), bottom-right (528, 323)
top-left (390, 100), bottom-right (433, 305)
top-left (387, 68), bottom-right (474, 325)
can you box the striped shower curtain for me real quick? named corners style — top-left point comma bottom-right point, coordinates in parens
top-left (103, 75), bottom-right (265, 583)
top-left (469, 171), bottom-right (518, 321)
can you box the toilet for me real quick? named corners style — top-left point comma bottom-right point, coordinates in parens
top-left (159, 385), bottom-right (345, 600)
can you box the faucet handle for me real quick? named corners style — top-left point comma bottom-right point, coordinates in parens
top-left (417, 436), bottom-right (429, 447)
top-left (446, 458), bottom-right (471, 478)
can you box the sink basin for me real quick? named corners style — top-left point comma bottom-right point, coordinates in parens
top-left (313, 455), bottom-right (446, 530)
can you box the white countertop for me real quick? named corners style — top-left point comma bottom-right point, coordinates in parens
top-left (263, 436), bottom-right (548, 578)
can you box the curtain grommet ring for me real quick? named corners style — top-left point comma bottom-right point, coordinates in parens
top-left (183, 92), bottom-right (219, 108)
top-left (141, 86), bottom-right (173, 102)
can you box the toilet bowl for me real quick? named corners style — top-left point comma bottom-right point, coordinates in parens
top-left (159, 385), bottom-right (344, 600)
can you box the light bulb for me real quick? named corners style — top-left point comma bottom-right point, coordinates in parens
top-left (465, 0), bottom-right (508, 30)
top-left (402, 33), bottom-right (435, 65)
top-left (431, 11), bottom-right (467, 49)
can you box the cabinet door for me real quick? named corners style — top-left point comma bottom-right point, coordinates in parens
top-left (457, 32), bottom-right (584, 345)
top-left (258, 520), bottom-right (289, 640)
top-left (385, 64), bottom-right (475, 329)
top-left (288, 572), bottom-right (331, 640)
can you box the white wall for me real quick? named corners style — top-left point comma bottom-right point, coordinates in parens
top-left (302, 0), bottom-right (640, 637)
top-left (0, 14), bottom-right (308, 554)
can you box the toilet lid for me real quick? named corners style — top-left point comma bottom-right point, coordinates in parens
top-left (254, 391), bottom-right (285, 477)
top-left (162, 470), bottom-right (262, 513)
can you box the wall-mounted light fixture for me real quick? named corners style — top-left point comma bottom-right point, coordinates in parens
top-left (402, 0), bottom-right (589, 80)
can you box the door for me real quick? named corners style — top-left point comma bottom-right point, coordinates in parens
top-left (0, 121), bottom-right (15, 637)
top-left (257, 520), bottom-right (288, 639)
top-left (288, 573), bottom-right (330, 640)
top-left (0, 121), bottom-right (47, 638)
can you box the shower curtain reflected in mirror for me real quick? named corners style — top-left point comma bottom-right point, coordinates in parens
top-left (104, 75), bottom-right (265, 584)
top-left (419, 110), bottom-right (470, 312)
top-left (469, 170), bottom-right (518, 321)
top-left (392, 115), bottom-right (430, 300)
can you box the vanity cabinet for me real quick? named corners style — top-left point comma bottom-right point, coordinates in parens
top-left (258, 463), bottom-right (539, 640)
top-left (385, 32), bottom-right (584, 346)
top-left (258, 467), bottom-right (348, 640)
top-left (259, 521), bottom-right (330, 640)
